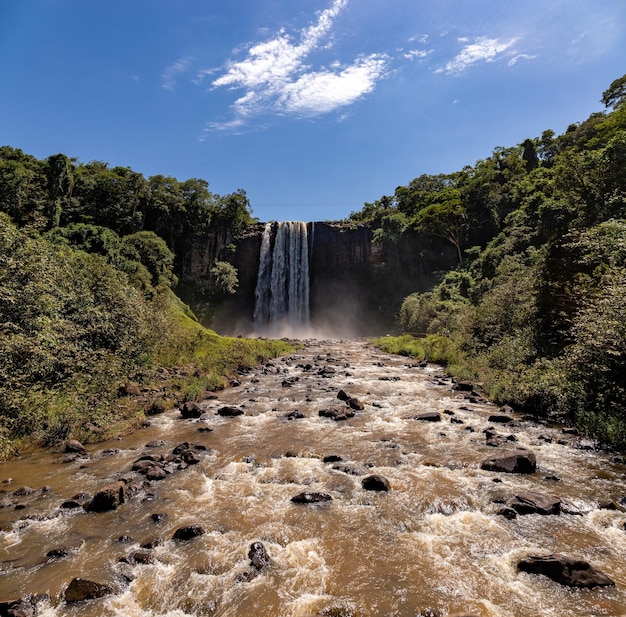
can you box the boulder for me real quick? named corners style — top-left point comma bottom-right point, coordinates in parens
top-left (414, 412), bottom-right (441, 422)
top-left (346, 397), bottom-right (364, 411)
top-left (145, 466), bottom-right (167, 481)
top-left (319, 408), bottom-right (355, 421)
top-left (488, 414), bottom-right (514, 424)
top-left (362, 475), bottom-right (390, 492)
top-left (485, 430), bottom-right (507, 447)
top-left (480, 450), bottom-right (536, 474)
top-left (517, 554), bottom-right (615, 588)
top-left (87, 481), bottom-right (125, 512)
top-left (64, 578), bottom-right (115, 603)
top-left (217, 406), bottom-right (244, 417)
top-left (284, 411), bottom-right (305, 420)
top-left (336, 389), bottom-right (350, 401)
top-left (452, 380), bottom-right (473, 392)
top-left (510, 491), bottom-right (561, 515)
top-left (248, 541), bottom-right (270, 570)
top-left (172, 525), bottom-right (205, 541)
top-left (0, 594), bottom-right (50, 616)
top-left (290, 492), bottom-right (333, 504)
top-left (180, 402), bottom-right (203, 419)
top-left (323, 455), bottom-right (343, 463)
top-left (64, 440), bottom-right (87, 454)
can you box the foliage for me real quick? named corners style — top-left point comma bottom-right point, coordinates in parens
top-left (0, 214), bottom-right (293, 459)
top-left (356, 73), bottom-right (626, 449)
top-left (209, 260), bottom-right (239, 295)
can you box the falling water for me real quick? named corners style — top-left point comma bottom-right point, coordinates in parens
top-left (253, 222), bottom-right (310, 336)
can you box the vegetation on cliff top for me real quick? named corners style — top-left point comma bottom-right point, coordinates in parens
top-left (365, 74), bottom-right (626, 448)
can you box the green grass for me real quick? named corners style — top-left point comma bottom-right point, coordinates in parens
top-left (0, 289), bottom-right (295, 460)
top-left (371, 333), bottom-right (464, 367)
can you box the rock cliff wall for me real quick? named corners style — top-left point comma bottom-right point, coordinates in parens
top-left (181, 221), bottom-right (457, 336)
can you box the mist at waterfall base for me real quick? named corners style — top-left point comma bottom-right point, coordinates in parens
top-left (250, 221), bottom-right (371, 340)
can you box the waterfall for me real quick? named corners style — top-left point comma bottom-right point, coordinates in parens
top-left (253, 221), bottom-right (310, 335)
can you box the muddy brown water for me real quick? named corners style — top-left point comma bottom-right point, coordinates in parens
top-left (1, 339), bottom-right (626, 616)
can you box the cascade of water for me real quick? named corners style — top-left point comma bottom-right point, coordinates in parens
top-left (253, 221), bottom-right (310, 335)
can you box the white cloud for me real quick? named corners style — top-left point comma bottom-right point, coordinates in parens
top-left (403, 49), bottom-right (432, 61)
top-left (161, 56), bottom-right (195, 90)
top-left (442, 36), bottom-right (518, 74)
top-left (508, 53), bottom-right (537, 66)
top-left (280, 54), bottom-right (388, 115)
top-left (207, 0), bottom-right (389, 128)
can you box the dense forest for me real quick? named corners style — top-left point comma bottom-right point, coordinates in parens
top-left (0, 152), bottom-right (289, 459)
top-left (1, 74), bottom-right (625, 457)
top-left (359, 74), bottom-right (626, 448)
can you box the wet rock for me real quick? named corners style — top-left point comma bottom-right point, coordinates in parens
top-left (0, 594), bottom-right (50, 617)
top-left (141, 537), bottom-right (164, 549)
top-left (510, 491), bottom-right (561, 515)
top-left (145, 466), bottom-right (167, 481)
top-left (44, 547), bottom-right (71, 564)
top-left (323, 455), bottom-right (343, 463)
top-left (332, 464), bottom-right (367, 476)
top-left (452, 380), bottom-right (473, 392)
top-left (59, 500), bottom-right (83, 510)
top-left (64, 578), bottom-right (116, 602)
top-left (248, 541), bottom-right (270, 570)
top-left (180, 402), bottom-right (203, 419)
top-left (485, 429), bottom-right (507, 447)
top-left (235, 569), bottom-right (259, 583)
top-left (319, 408), bottom-right (355, 421)
top-left (217, 406), bottom-right (244, 417)
top-left (282, 377), bottom-right (299, 387)
top-left (480, 450), bottom-right (536, 474)
top-left (291, 492), bottom-right (333, 504)
top-left (87, 481), bottom-right (125, 512)
top-left (172, 525), bottom-right (205, 541)
top-left (361, 475), bottom-right (390, 492)
top-left (145, 440), bottom-right (164, 448)
top-left (414, 412), bottom-right (441, 422)
top-left (122, 551), bottom-right (155, 565)
top-left (488, 414), bottom-right (514, 424)
top-left (13, 486), bottom-right (35, 497)
top-left (517, 554), bottom-right (615, 588)
top-left (118, 535), bottom-right (134, 543)
top-left (416, 609), bottom-right (440, 617)
top-left (64, 439), bottom-right (87, 454)
top-left (346, 397), bottom-right (364, 411)
top-left (284, 411), bottom-right (305, 420)
top-left (337, 389), bottom-right (349, 401)
top-left (132, 459), bottom-right (157, 473)
top-left (497, 506), bottom-right (518, 519)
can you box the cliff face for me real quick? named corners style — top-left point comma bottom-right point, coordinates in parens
top-left (182, 221), bottom-right (457, 336)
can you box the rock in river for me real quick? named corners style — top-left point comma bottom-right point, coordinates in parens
top-left (480, 450), bottom-right (536, 474)
top-left (517, 554), bottom-right (615, 588)
top-left (86, 481), bottom-right (125, 512)
top-left (291, 492), bottom-right (333, 504)
top-left (64, 578), bottom-right (116, 603)
top-left (362, 475), bottom-right (391, 492)
top-left (510, 491), bottom-right (561, 515)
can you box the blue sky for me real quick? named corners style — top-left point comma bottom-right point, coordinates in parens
top-left (1, 1), bottom-right (625, 223)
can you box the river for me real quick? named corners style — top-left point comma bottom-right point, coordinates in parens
top-left (1, 339), bottom-right (625, 616)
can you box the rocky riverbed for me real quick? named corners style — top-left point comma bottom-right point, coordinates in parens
top-left (1, 339), bottom-right (626, 616)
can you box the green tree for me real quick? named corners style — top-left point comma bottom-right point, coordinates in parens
top-left (601, 73), bottom-right (626, 110)
top-left (410, 187), bottom-right (466, 263)
top-left (209, 261), bottom-right (239, 295)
